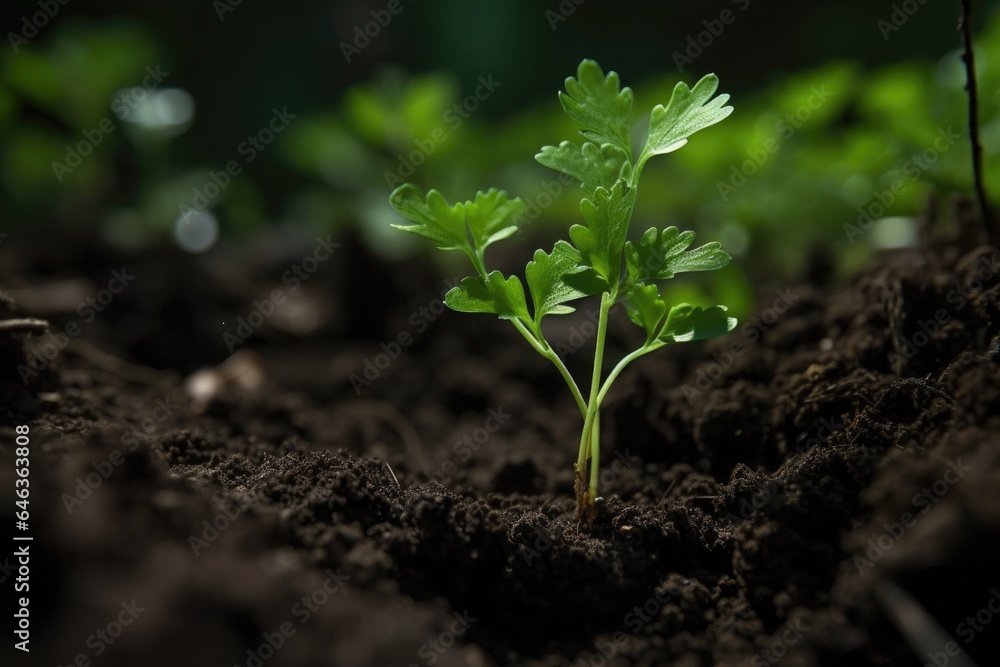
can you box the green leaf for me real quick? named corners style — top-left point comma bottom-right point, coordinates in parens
top-left (638, 73), bottom-right (733, 169)
top-left (624, 284), bottom-right (667, 343)
top-left (658, 304), bottom-right (737, 344)
top-left (464, 188), bottom-right (526, 251)
top-left (625, 226), bottom-right (732, 285)
top-left (559, 59), bottom-right (634, 157)
top-left (525, 240), bottom-right (602, 323)
top-left (389, 186), bottom-right (524, 254)
top-left (389, 184), bottom-right (468, 251)
top-left (535, 141), bottom-right (630, 194)
top-left (445, 271), bottom-right (531, 322)
top-left (563, 267), bottom-right (610, 297)
top-left (568, 179), bottom-right (636, 287)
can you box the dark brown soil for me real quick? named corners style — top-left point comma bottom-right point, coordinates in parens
top-left (2, 201), bottom-right (1000, 667)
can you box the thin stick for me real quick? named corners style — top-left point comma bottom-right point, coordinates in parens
top-left (875, 578), bottom-right (977, 667)
top-left (0, 318), bottom-right (49, 334)
top-left (958, 0), bottom-right (996, 243)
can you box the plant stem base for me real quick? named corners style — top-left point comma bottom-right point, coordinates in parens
top-left (574, 463), bottom-right (597, 523)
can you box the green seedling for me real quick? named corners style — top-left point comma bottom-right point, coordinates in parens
top-left (389, 59), bottom-right (737, 521)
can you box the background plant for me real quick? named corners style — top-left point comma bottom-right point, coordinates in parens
top-left (390, 60), bottom-right (738, 520)
top-left (4, 5), bottom-right (997, 300)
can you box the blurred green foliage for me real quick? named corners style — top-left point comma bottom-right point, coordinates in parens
top-left (1, 6), bottom-right (998, 322)
top-left (274, 7), bottom-right (999, 317)
top-left (1, 23), bottom-right (154, 212)
top-left (0, 21), bottom-right (267, 246)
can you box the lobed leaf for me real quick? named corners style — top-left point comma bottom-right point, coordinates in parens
top-left (625, 226), bottom-right (732, 285)
top-left (525, 240), bottom-right (605, 324)
top-left (559, 59), bottom-right (634, 157)
top-left (464, 188), bottom-right (526, 251)
top-left (389, 184), bottom-right (468, 251)
top-left (535, 141), bottom-right (630, 194)
top-left (639, 73), bottom-right (733, 168)
top-left (389, 186), bottom-right (524, 255)
top-left (658, 304), bottom-right (737, 344)
top-left (569, 179), bottom-right (636, 287)
top-left (444, 271), bottom-right (531, 323)
top-left (624, 284), bottom-right (667, 343)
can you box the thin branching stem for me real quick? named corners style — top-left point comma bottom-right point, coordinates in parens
top-left (958, 0), bottom-right (996, 241)
top-left (510, 318), bottom-right (547, 355)
top-left (542, 347), bottom-right (588, 417)
top-left (596, 342), bottom-right (661, 406)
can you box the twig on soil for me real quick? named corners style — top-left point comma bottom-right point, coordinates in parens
top-left (65, 339), bottom-right (181, 387)
top-left (0, 317), bottom-right (50, 334)
top-left (386, 463), bottom-right (400, 488)
top-left (875, 578), bottom-right (978, 667)
top-left (658, 478), bottom-right (678, 503)
top-left (337, 401), bottom-right (426, 465)
top-left (958, 0), bottom-right (997, 245)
